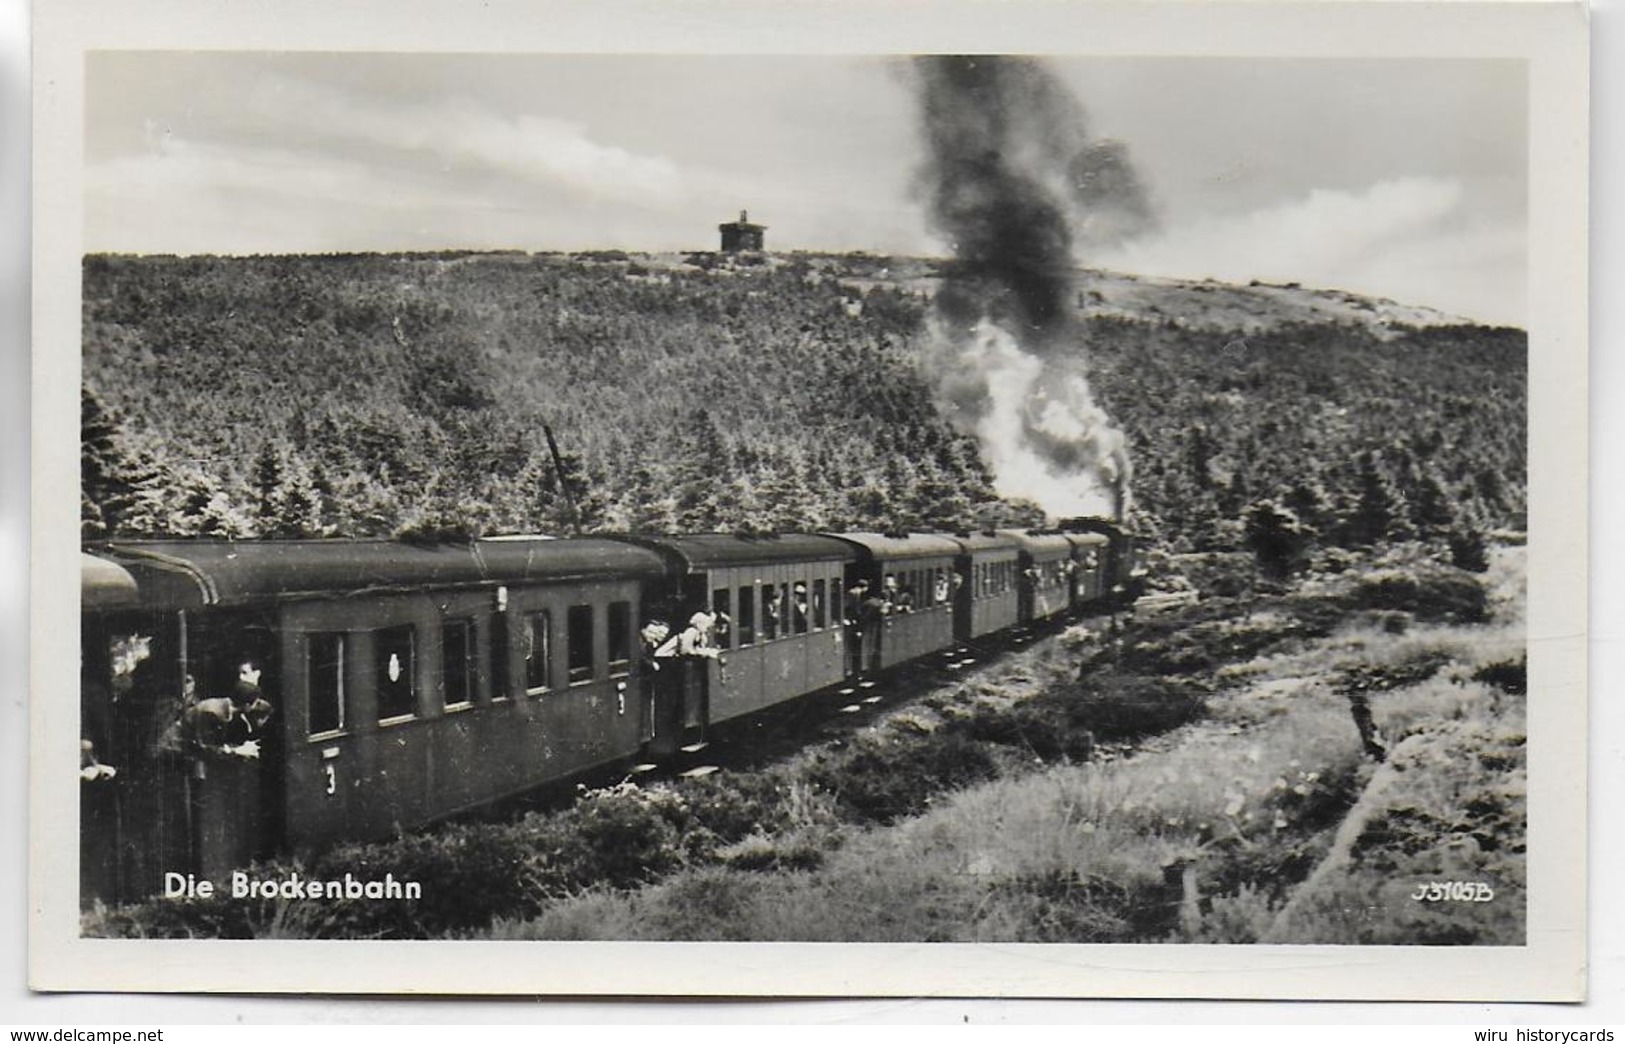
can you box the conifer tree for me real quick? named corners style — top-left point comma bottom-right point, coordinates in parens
top-left (1244, 500), bottom-right (1311, 581)
top-left (81, 385), bottom-right (133, 538)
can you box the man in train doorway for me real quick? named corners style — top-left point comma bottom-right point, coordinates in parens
top-left (637, 620), bottom-right (674, 757)
top-left (843, 579), bottom-right (870, 677)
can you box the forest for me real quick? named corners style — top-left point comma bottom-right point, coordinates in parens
top-left (81, 250), bottom-right (1527, 565)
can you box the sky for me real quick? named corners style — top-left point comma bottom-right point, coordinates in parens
top-left (84, 53), bottom-right (1528, 326)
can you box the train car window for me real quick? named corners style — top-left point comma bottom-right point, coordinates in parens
top-left (491, 617), bottom-right (511, 701)
top-left (761, 585), bottom-right (779, 641)
top-left (608, 601), bottom-right (632, 674)
top-left (712, 589), bottom-right (732, 649)
top-left (736, 586), bottom-right (756, 645)
top-left (442, 620), bottom-right (474, 710)
top-left (524, 611), bottom-right (553, 694)
top-left (567, 604), bottom-right (594, 684)
top-left (308, 633), bottom-right (346, 735)
top-left (375, 625), bottom-right (416, 722)
top-left (792, 582), bottom-right (809, 634)
top-left (812, 579), bottom-right (826, 629)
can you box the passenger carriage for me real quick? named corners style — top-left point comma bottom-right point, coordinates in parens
top-left (829, 533), bottom-right (960, 673)
top-left (621, 534), bottom-right (857, 744)
top-left (999, 530), bottom-right (1076, 626)
top-left (80, 537), bottom-right (667, 902)
top-left (1063, 530), bottom-right (1112, 608)
top-left (949, 532), bottom-right (1023, 642)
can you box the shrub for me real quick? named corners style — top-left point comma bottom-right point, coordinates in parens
top-left (1449, 528), bottom-right (1491, 572)
top-left (1068, 672), bottom-right (1207, 741)
top-left (805, 730), bottom-right (1000, 824)
top-left (305, 822), bottom-right (543, 937)
top-left (1473, 656), bottom-right (1527, 696)
top-left (677, 771), bottom-right (794, 843)
top-left (956, 697), bottom-right (1097, 761)
top-left (541, 783), bottom-right (687, 890)
top-left (987, 870), bottom-right (1151, 943)
top-left (1348, 566), bottom-right (1489, 623)
top-left (1335, 648), bottom-right (1454, 696)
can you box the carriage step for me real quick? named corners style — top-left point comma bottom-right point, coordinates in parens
top-left (861, 696), bottom-right (882, 705)
top-left (839, 704), bottom-right (863, 714)
top-left (679, 765), bottom-right (719, 779)
top-left (630, 763), bottom-right (659, 775)
top-left (679, 742), bottom-right (709, 755)
top-left (838, 688), bottom-right (856, 696)
top-left (858, 681), bottom-right (877, 689)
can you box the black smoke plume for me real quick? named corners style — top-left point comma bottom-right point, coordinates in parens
top-left (911, 55), bottom-right (1154, 519)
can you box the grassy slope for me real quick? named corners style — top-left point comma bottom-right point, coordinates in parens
top-left (489, 548), bottom-right (1526, 944)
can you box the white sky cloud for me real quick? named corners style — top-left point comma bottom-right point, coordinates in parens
top-left (244, 77), bottom-right (687, 206)
top-left (1094, 177), bottom-right (1526, 326)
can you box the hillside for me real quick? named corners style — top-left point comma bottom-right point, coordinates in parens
top-left (81, 250), bottom-right (1527, 557)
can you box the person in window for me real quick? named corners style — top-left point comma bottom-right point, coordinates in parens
top-left (167, 663), bottom-right (270, 761)
top-left (223, 661), bottom-right (274, 749)
top-left (860, 585), bottom-right (890, 674)
top-left (893, 584), bottom-right (915, 614)
top-left (637, 620), bottom-right (673, 751)
top-left (79, 739), bottom-right (116, 782)
top-left (934, 571), bottom-right (951, 605)
top-left (668, 611), bottom-right (724, 662)
top-left (792, 583), bottom-right (809, 631)
top-left (762, 590), bottom-right (781, 640)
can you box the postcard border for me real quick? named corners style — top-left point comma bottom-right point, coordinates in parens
top-left (29, 0), bottom-right (1590, 1000)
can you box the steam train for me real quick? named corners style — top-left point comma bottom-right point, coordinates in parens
top-left (79, 523), bottom-right (1139, 906)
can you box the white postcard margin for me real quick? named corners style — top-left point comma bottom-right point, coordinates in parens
top-left (28, 0), bottom-right (1590, 1000)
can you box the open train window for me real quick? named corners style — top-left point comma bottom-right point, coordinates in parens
top-left (712, 589), bottom-right (733, 649)
top-left (442, 620), bottom-right (474, 710)
top-left (491, 617), bottom-right (511, 700)
top-left (608, 601), bottom-right (632, 675)
top-left (375, 625), bottom-right (416, 722)
top-left (308, 632), bottom-right (346, 736)
top-left (761, 585), bottom-right (780, 641)
top-left (792, 582), bottom-right (809, 634)
top-left (567, 604), bottom-right (594, 683)
top-left (812, 579), bottom-right (826, 630)
top-left (736, 586), bottom-right (756, 645)
top-left (524, 610), bottom-right (552, 694)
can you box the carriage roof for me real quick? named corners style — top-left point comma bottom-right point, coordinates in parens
top-left (615, 533), bottom-right (856, 574)
top-left (829, 532), bottom-right (963, 562)
top-left (89, 538), bottom-right (669, 608)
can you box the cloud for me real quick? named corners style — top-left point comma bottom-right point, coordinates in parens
top-left (1095, 177), bottom-right (1527, 326)
top-left (86, 136), bottom-right (515, 254)
top-left (248, 78), bottom-right (685, 206)
top-left (85, 74), bottom-right (701, 253)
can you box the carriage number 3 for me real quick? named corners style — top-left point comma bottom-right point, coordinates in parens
top-left (324, 764), bottom-right (337, 796)
top-left (1411, 881), bottom-right (1494, 902)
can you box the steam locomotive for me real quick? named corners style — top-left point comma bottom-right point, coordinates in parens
top-left (79, 523), bottom-right (1138, 906)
